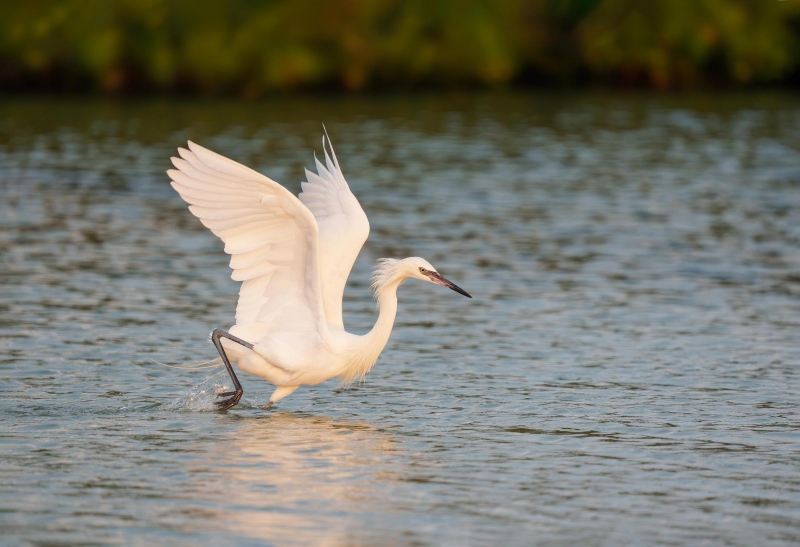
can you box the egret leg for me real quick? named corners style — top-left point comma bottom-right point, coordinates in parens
top-left (210, 329), bottom-right (253, 411)
top-left (263, 385), bottom-right (299, 410)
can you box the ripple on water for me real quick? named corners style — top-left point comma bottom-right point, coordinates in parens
top-left (0, 92), bottom-right (799, 546)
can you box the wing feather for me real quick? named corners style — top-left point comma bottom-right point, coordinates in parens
top-left (170, 159), bottom-right (252, 190)
top-left (169, 141), bottom-right (325, 332)
top-left (169, 177), bottom-right (257, 200)
top-left (298, 133), bottom-right (370, 328)
top-left (190, 209), bottom-right (273, 223)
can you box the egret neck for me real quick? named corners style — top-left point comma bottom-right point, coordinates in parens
top-left (365, 276), bottom-right (402, 356)
top-left (339, 272), bottom-right (402, 384)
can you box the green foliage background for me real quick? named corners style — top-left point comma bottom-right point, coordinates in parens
top-left (2, 0), bottom-right (799, 94)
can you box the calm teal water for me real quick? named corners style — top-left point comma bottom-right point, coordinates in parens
top-left (1, 92), bottom-right (799, 545)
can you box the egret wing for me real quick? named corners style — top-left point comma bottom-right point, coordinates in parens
top-left (299, 135), bottom-right (370, 328)
top-left (168, 142), bottom-right (325, 336)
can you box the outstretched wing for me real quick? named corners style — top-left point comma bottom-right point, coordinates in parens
top-left (168, 141), bottom-right (325, 336)
top-left (299, 134), bottom-right (370, 328)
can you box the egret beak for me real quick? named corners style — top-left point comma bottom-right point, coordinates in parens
top-left (426, 271), bottom-right (472, 298)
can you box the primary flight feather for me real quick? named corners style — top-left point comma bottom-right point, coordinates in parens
top-left (168, 132), bottom-right (471, 410)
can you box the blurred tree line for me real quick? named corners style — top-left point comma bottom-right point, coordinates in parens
top-left (1, 0), bottom-right (798, 95)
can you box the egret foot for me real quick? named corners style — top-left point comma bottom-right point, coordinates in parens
top-left (210, 328), bottom-right (253, 412)
top-left (215, 390), bottom-right (243, 411)
top-left (263, 401), bottom-right (274, 410)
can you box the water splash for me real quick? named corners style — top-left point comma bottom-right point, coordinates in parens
top-left (165, 370), bottom-right (226, 411)
top-left (166, 370), bottom-right (260, 411)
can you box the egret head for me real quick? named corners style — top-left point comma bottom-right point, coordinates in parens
top-left (372, 257), bottom-right (472, 298)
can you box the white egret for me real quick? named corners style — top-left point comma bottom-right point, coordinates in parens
top-left (167, 132), bottom-right (471, 410)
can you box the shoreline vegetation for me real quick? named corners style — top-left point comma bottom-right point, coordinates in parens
top-left (2, 0), bottom-right (799, 96)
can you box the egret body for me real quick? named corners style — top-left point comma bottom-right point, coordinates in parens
top-left (168, 134), bottom-right (471, 410)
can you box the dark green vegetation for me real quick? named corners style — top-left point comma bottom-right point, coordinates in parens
top-left (2, 0), bottom-right (799, 95)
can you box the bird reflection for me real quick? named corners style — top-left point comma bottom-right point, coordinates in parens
top-left (186, 412), bottom-right (401, 543)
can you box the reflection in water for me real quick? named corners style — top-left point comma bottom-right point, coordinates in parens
top-left (187, 413), bottom-right (402, 544)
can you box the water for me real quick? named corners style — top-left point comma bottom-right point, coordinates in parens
top-left (1, 92), bottom-right (799, 545)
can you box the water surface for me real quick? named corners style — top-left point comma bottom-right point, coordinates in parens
top-left (1, 92), bottom-right (799, 545)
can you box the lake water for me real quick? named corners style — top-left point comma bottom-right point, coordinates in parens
top-left (1, 92), bottom-right (799, 545)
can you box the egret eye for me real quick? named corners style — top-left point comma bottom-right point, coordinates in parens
top-left (419, 267), bottom-right (427, 274)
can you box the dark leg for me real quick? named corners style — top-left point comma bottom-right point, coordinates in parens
top-left (210, 329), bottom-right (253, 411)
